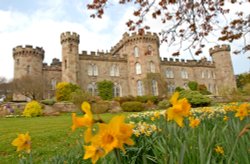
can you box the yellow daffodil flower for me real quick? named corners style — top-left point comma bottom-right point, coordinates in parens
top-left (189, 117), bottom-right (201, 128)
top-left (166, 92), bottom-right (191, 127)
top-left (11, 132), bottom-right (31, 154)
top-left (84, 145), bottom-right (105, 164)
top-left (223, 116), bottom-right (229, 121)
top-left (214, 145), bottom-right (224, 155)
top-left (235, 103), bottom-right (249, 120)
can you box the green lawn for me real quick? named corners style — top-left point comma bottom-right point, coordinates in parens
top-left (0, 113), bottom-right (123, 163)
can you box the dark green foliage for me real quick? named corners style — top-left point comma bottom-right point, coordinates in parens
top-left (121, 101), bottom-right (144, 112)
top-left (135, 95), bottom-right (159, 104)
top-left (40, 99), bottom-right (56, 106)
top-left (113, 95), bottom-right (136, 104)
top-left (179, 90), bottom-right (212, 107)
top-left (158, 100), bottom-right (171, 109)
top-left (97, 80), bottom-right (114, 100)
top-left (236, 72), bottom-right (250, 88)
top-left (188, 81), bottom-right (198, 91)
top-left (175, 86), bottom-right (185, 92)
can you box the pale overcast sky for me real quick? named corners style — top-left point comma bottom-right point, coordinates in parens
top-left (0, 0), bottom-right (250, 80)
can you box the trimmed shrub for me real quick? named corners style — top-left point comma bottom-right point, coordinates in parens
top-left (41, 99), bottom-right (56, 106)
top-left (135, 95), bottom-right (159, 104)
top-left (55, 82), bottom-right (80, 102)
top-left (179, 90), bottom-right (212, 107)
top-left (198, 84), bottom-right (211, 95)
top-left (121, 101), bottom-right (144, 112)
top-left (175, 86), bottom-right (185, 92)
top-left (188, 81), bottom-right (198, 91)
top-left (113, 95), bottom-right (136, 104)
top-left (97, 80), bottom-right (114, 100)
top-left (23, 101), bottom-right (42, 117)
top-left (158, 100), bottom-right (171, 109)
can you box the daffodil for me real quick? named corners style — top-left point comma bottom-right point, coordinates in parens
top-left (223, 116), bottom-right (229, 121)
top-left (166, 92), bottom-right (191, 127)
top-left (214, 145), bottom-right (224, 155)
top-left (189, 117), bottom-right (200, 128)
top-left (235, 103), bottom-right (249, 120)
top-left (84, 145), bottom-right (105, 164)
top-left (11, 132), bottom-right (31, 153)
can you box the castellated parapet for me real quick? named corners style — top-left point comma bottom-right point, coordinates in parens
top-left (13, 45), bottom-right (44, 60)
top-left (60, 31), bottom-right (80, 44)
top-left (209, 44), bottom-right (230, 56)
top-left (43, 58), bottom-right (62, 71)
top-left (110, 31), bottom-right (159, 55)
top-left (161, 57), bottom-right (214, 68)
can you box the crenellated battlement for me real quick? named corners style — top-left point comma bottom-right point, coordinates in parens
top-left (13, 45), bottom-right (44, 60)
top-left (110, 31), bottom-right (159, 55)
top-left (209, 44), bottom-right (230, 56)
top-left (43, 58), bottom-right (62, 71)
top-left (60, 31), bottom-right (80, 44)
top-left (79, 50), bottom-right (127, 62)
top-left (161, 57), bottom-right (215, 68)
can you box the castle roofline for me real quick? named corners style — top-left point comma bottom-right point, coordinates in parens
top-left (13, 45), bottom-right (44, 60)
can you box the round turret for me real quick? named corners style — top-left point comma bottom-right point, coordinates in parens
top-left (13, 45), bottom-right (44, 79)
top-left (60, 31), bottom-right (80, 84)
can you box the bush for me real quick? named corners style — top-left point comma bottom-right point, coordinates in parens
top-left (121, 101), bottom-right (144, 112)
top-left (188, 81), bottom-right (198, 91)
top-left (97, 80), bottom-right (114, 100)
top-left (41, 99), bottom-right (56, 106)
top-left (179, 90), bottom-right (212, 107)
top-left (113, 95), bottom-right (136, 104)
top-left (55, 82), bottom-right (80, 102)
top-left (175, 86), bottom-right (185, 92)
top-left (135, 95), bottom-right (159, 104)
top-left (23, 101), bottom-right (42, 117)
top-left (71, 90), bottom-right (91, 110)
top-left (158, 100), bottom-right (171, 109)
top-left (91, 101), bottom-right (110, 114)
top-left (198, 84), bottom-right (211, 95)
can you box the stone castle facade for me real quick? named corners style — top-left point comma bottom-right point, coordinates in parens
top-left (13, 31), bottom-right (236, 99)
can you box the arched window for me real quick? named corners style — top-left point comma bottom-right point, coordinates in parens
top-left (88, 64), bottom-right (99, 76)
top-left (87, 82), bottom-right (98, 96)
top-left (110, 64), bottom-right (119, 77)
top-left (150, 61), bottom-right (155, 73)
top-left (166, 68), bottom-right (174, 78)
top-left (27, 65), bottom-right (31, 74)
top-left (152, 80), bottom-right (159, 96)
top-left (201, 71), bottom-right (205, 79)
top-left (64, 60), bottom-right (67, 69)
top-left (113, 83), bottom-right (122, 97)
top-left (181, 68), bottom-right (188, 79)
top-left (167, 82), bottom-right (175, 94)
top-left (137, 80), bottom-right (144, 96)
top-left (147, 45), bottom-right (152, 55)
top-left (135, 63), bottom-right (142, 74)
top-left (134, 46), bottom-right (139, 57)
top-left (51, 79), bottom-right (57, 90)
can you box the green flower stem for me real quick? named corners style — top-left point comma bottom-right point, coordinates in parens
top-left (114, 148), bottom-right (122, 164)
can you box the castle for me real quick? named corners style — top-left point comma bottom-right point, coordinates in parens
top-left (13, 31), bottom-right (236, 99)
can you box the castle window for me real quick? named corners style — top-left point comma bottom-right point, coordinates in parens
top-left (208, 83), bottom-right (212, 92)
top-left (134, 46), bottom-right (139, 57)
top-left (181, 69), bottom-right (188, 79)
top-left (64, 60), bottom-right (67, 69)
top-left (167, 82), bottom-right (175, 94)
top-left (152, 80), bottom-right (159, 96)
top-left (183, 83), bottom-right (188, 89)
top-left (69, 44), bottom-right (72, 52)
top-left (137, 80), bottom-right (144, 96)
top-left (150, 61), bottom-right (155, 73)
top-left (110, 64), bottom-right (119, 77)
top-left (135, 63), bottom-right (142, 74)
top-left (16, 59), bottom-right (20, 65)
top-left (201, 71), bottom-right (205, 79)
top-left (27, 65), bottom-right (31, 74)
top-left (51, 79), bottom-right (57, 90)
top-left (213, 72), bottom-right (216, 79)
top-left (166, 68), bottom-right (174, 78)
top-left (207, 70), bottom-right (211, 79)
top-left (113, 83), bottom-right (122, 97)
top-left (88, 64), bottom-right (99, 76)
top-left (87, 82), bottom-right (98, 96)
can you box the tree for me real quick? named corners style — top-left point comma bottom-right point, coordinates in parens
top-left (55, 82), bottom-right (80, 102)
top-left (87, 0), bottom-right (250, 55)
top-left (11, 76), bottom-right (44, 100)
top-left (236, 72), bottom-right (250, 88)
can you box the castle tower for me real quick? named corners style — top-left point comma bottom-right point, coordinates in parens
top-left (13, 45), bottom-right (44, 79)
top-left (111, 32), bottom-right (161, 96)
top-left (209, 45), bottom-right (237, 94)
top-left (60, 32), bottom-right (80, 84)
